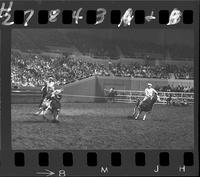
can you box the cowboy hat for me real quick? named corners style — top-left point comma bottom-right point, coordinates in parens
top-left (48, 77), bottom-right (54, 81)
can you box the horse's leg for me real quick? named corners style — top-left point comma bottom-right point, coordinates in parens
top-left (34, 108), bottom-right (42, 115)
top-left (143, 111), bottom-right (152, 120)
top-left (143, 112), bottom-right (147, 120)
top-left (42, 110), bottom-right (47, 120)
top-left (135, 110), bottom-right (140, 119)
top-left (132, 107), bottom-right (136, 117)
top-left (39, 109), bottom-right (43, 116)
top-left (55, 111), bottom-right (59, 121)
top-left (52, 111), bottom-right (55, 121)
top-left (43, 108), bottom-right (50, 121)
top-left (52, 110), bottom-right (59, 122)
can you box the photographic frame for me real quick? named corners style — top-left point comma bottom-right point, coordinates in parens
top-left (0, 0), bottom-right (199, 176)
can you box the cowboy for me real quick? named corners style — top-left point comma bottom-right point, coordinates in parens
top-left (47, 77), bottom-right (55, 92)
top-left (140, 83), bottom-right (159, 105)
top-left (34, 77), bottom-right (55, 115)
top-left (40, 77), bottom-right (55, 106)
top-left (109, 87), bottom-right (115, 94)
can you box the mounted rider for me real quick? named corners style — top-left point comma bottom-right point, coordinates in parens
top-left (34, 77), bottom-right (56, 115)
top-left (133, 83), bottom-right (161, 120)
top-left (45, 77), bottom-right (55, 100)
top-left (139, 83), bottom-right (160, 106)
top-left (109, 87), bottom-right (115, 94)
top-left (47, 77), bottom-right (55, 92)
top-left (42, 87), bottom-right (63, 123)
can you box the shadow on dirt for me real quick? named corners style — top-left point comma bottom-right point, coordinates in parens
top-left (22, 120), bottom-right (49, 123)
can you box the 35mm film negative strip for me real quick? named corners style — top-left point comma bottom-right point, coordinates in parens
top-left (0, 0), bottom-right (199, 176)
top-left (1, 1), bottom-right (193, 27)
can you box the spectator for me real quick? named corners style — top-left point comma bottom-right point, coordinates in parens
top-left (11, 51), bottom-right (194, 89)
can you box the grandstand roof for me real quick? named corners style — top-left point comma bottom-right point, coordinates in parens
top-left (12, 29), bottom-right (194, 59)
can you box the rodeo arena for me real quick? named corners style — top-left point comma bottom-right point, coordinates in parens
top-left (11, 30), bottom-right (194, 149)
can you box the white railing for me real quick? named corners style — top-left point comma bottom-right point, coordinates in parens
top-left (104, 89), bottom-right (194, 104)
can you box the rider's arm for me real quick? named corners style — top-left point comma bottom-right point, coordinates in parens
top-left (153, 88), bottom-right (158, 94)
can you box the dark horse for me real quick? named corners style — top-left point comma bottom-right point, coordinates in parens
top-left (41, 90), bottom-right (62, 123)
top-left (106, 90), bottom-right (117, 102)
top-left (132, 93), bottom-right (158, 120)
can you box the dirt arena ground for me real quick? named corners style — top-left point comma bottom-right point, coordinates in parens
top-left (12, 103), bottom-right (194, 150)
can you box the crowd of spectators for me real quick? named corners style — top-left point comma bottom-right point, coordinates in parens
top-left (155, 84), bottom-right (194, 93)
top-left (109, 63), bottom-right (171, 79)
top-left (11, 52), bottom-right (194, 90)
top-left (173, 64), bottom-right (193, 79)
top-left (109, 62), bottom-right (193, 80)
top-left (11, 52), bottom-right (110, 87)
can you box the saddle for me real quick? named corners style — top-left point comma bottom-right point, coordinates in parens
top-left (143, 97), bottom-right (153, 105)
top-left (139, 95), bottom-right (157, 110)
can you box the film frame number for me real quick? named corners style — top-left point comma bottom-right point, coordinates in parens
top-left (0, 1), bottom-right (191, 27)
top-left (58, 170), bottom-right (66, 177)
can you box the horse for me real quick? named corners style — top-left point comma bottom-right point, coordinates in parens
top-left (106, 90), bottom-right (117, 102)
top-left (132, 93), bottom-right (159, 120)
top-left (40, 89), bottom-right (63, 123)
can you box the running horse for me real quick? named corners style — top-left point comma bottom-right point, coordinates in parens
top-left (132, 92), bottom-right (159, 120)
top-left (41, 89), bottom-right (63, 123)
